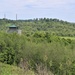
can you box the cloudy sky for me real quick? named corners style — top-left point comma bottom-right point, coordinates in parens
top-left (0, 0), bottom-right (75, 22)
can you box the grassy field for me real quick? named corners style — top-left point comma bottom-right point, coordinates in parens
top-left (0, 62), bottom-right (35, 75)
top-left (60, 36), bottom-right (75, 40)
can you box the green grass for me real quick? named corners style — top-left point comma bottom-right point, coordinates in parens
top-left (0, 62), bottom-right (35, 75)
top-left (60, 36), bottom-right (75, 40)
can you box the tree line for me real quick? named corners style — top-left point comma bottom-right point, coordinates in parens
top-left (0, 18), bottom-right (75, 36)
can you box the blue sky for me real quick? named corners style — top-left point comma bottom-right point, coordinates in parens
top-left (0, 0), bottom-right (75, 22)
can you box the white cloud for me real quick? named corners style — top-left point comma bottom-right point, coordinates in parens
top-left (0, 0), bottom-right (74, 13)
top-left (1, 0), bottom-right (75, 9)
top-left (0, 0), bottom-right (75, 21)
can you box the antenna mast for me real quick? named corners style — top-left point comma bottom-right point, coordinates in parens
top-left (4, 14), bottom-right (6, 19)
top-left (16, 14), bottom-right (17, 20)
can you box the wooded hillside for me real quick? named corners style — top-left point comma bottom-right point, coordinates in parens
top-left (0, 18), bottom-right (75, 75)
top-left (0, 18), bottom-right (75, 36)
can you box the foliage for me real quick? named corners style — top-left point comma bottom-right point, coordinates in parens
top-left (0, 31), bottom-right (75, 75)
top-left (0, 62), bottom-right (35, 75)
top-left (0, 18), bottom-right (75, 36)
top-left (0, 18), bottom-right (75, 74)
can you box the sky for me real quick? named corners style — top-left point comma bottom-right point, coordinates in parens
top-left (0, 0), bottom-right (75, 22)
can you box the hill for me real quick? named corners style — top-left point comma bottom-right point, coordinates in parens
top-left (0, 18), bottom-right (75, 36)
top-left (1, 18), bottom-right (75, 75)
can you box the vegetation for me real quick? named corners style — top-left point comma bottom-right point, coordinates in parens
top-left (0, 18), bottom-right (75, 75)
top-left (0, 18), bottom-right (75, 36)
top-left (0, 62), bottom-right (35, 75)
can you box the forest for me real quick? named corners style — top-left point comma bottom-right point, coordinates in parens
top-left (0, 18), bottom-right (75, 75)
top-left (1, 18), bottom-right (75, 36)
